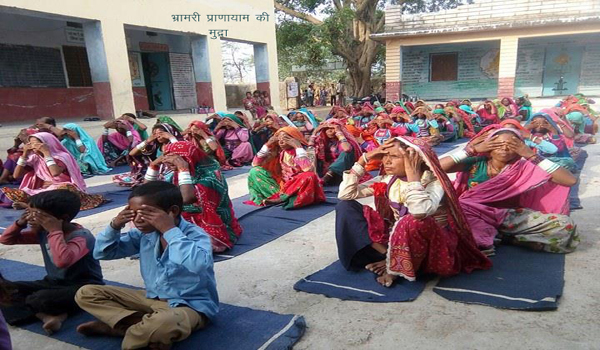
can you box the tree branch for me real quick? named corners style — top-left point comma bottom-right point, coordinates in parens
top-left (333, 0), bottom-right (342, 10)
top-left (274, 1), bottom-right (323, 24)
top-left (375, 13), bottom-right (385, 32)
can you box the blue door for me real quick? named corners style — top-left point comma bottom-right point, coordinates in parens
top-left (542, 46), bottom-right (583, 96)
top-left (144, 52), bottom-right (174, 111)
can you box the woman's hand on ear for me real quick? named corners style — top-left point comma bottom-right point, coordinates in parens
top-left (401, 147), bottom-right (423, 182)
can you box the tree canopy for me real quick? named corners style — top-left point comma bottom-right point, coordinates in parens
top-left (276, 0), bottom-right (472, 97)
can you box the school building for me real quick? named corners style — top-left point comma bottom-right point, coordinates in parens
top-left (0, 0), bottom-right (278, 122)
top-left (374, 0), bottom-right (600, 101)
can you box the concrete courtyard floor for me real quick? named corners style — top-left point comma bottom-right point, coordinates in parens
top-left (1, 108), bottom-right (600, 349)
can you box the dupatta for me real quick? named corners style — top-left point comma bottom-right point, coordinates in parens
top-left (62, 123), bottom-right (111, 174)
top-left (313, 119), bottom-right (362, 173)
top-left (188, 120), bottom-right (227, 166)
top-left (259, 127), bottom-right (307, 184)
top-left (97, 120), bottom-right (142, 153)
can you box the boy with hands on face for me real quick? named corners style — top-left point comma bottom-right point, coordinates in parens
top-left (0, 190), bottom-right (103, 334)
top-left (75, 181), bottom-right (218, 350)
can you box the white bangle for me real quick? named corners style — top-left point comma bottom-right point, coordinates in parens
top-left (257, 145), bottom-right (270, 158)
top-left (206, 137), bottom-right (215, 143)
top-left (103, 128), bottom-right (109, 135)
top-left (17, 157), bottom-right (27, 167)
top-left (75, 139), bottom-right (84, 147)
top-left (178, 171), bottom-right (193, 185)
top-left (144, 167), bottom-right (159, 181)
top-left (362, 153), bottom-right (368, 163)
top-left (135, 141), bottom-right (147, 150)
top-left (538, 159), bottom-right (560, 174)
top-left (126, 131), bottom-right (133, 137)
top-left (450, 150), bottom-right (469, 164)
top-left (295, 148), bottom-right (308, 158)
top-left (169, 137), bottom-right (178, 144)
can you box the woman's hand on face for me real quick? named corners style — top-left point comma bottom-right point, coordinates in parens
top-left (158, 131), bottom-right (174, 141)
top-left (400, 147), bottom-right (423, 182)
top-left (266, 134), bottom-right (279, 147)
top-left (283, 135), bottom-right (302, 148)
top-left (472, 135), bottom-right (503, 154)
top-left (506, 136), bottom-right (535, 159)
top-left (150, 155), bottom-right (165, 168)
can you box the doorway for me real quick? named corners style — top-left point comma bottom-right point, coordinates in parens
top-left (141, 52), bottom-right (174, 110)
top-left (542, 46), bottom-right (583, 96)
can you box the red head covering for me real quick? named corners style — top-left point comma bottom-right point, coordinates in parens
top-left (187, 120), bottom-right (227, 166)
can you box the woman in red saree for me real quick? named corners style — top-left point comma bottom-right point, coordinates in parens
top-left (476, 100), bottom-right (500, 126)
top-left (146, 141), bottom-right (242, 252)
top-left (440, 126), bottom-right (579, 254)
top-left (247, 127), bottom-right (325, 210)
top-left (335, 137), bottom-right (491, 287)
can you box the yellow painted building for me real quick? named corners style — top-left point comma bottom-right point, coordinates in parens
top-left (374, 0), bottom-right (600, 101)
top-left (0, 0), bottom-right (278, 121)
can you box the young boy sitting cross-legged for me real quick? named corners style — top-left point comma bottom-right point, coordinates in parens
top-left (0, 190), bottom-right (104, 334)
top-left (75, 181), bottom-right (218, 350)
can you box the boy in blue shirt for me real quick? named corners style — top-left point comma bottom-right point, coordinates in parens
top-left (75, 181), bottom-right (218, 350)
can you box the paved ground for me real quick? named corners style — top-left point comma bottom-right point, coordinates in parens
top-left (2, 103), bottom-right (600, 349)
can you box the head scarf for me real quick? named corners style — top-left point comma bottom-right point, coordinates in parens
top-left (296, 108), bottom-right (319, 128)
top-left (500, 119), bottom-right (527, 133)
top-left (187, 120), bottom-right (227, 166)
top-left (163, 141), bottom-right (214, 178)
top-left (23, 132), bottom-right (87, 192)
top-left (526, 112), bottom-right (561, 135)
top-left (221, 114), bottom-right (246, 128)
top-left (459, 105), bottom-right (476, 115)
top-left (62, 123), bottom-right (111, 174)
top-left (157, 116), bottom-right (183, 132)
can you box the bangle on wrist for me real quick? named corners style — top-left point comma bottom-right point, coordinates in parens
top-left (103, 128), bottom-right (110, 135)
top-left (144, 167), bottom-right (159, 181)
top-left (126, 131), bottom-right (133, 137)
top-left (362, 153), bottom-right (369, 163)
top-left (75, 139), bottom-right (84, 147)
top-left (17, 157), bottom-right (27, 167)
top-left (538, 158), bottom-right (560, 174)
top-left (450, 149), bottom-right (469, 164)
top-left (169, 137), bottom-right (178, 144)
top-left (178, 171), bottom-right (193, 185)
top-left (135, 141), bottom-right (147, 150)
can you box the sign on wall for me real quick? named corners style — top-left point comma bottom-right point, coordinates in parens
top-left (128, 52), bottom-right (145, 87)
top-left (65, 28), bottom-right (85, 44)
top-left (169, 53), bottom-right (197, 109)
top-left (287, 82), bottom-right (299, 98)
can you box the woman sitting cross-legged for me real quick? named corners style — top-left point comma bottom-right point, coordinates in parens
top-left (335, 137), bottom-right (492, 287)
top-left (247, 127), bottom-right (326, 209)
top-left (440, 126), bottom-right (579, 254)
top-left (97, 120), bottom-right (142, 168)
top-left (309, 119), bottom-right (362, 186)
top-left (213, 114), bottom-right (254, 167)
top-left (61, 123), bottom-right (111, 176)
top-left (145, 141), bottom-right (243, 252)
top-left (115, 123), bottom-right (183, 187)
top-left (1, 132), bottom-right (106, 210)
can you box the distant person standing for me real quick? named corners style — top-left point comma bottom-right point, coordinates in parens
top-left (320, 87), bottom-right (327, 106)
top-left (307, 84), bottom-right (315, 107)
top-left (380, 83), bottom-right (386, 103)
top-left (330, 84), bottom-right (337, 106)
top-left (336, 80), bottom-right (346, 106)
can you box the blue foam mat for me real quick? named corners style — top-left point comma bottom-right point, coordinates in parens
top-left (0, 259), bottom-right (306, 350)
top-left (433, 245), bottom-right (564, 311)
top-left (214, 187), bottom-right (340, 262)
top-left (293, 260), bottom-right (427, 302)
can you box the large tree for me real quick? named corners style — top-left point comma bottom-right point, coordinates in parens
top-left (275, 0), bottom-right (471, 96)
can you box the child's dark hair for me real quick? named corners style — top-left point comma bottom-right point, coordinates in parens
top-left (129, 181), bottom-right (183, 212)
top-left (122, 113), bottom-right (137, 119)
top-left (28, 190), bottom-right (81, 221)
top-left (40, 117), bottom-right (56, 127)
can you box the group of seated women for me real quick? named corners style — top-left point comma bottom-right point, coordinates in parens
top-left (0, 93), bottom-right (594, 271)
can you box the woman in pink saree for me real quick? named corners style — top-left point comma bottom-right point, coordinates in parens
top-left (1, 132), bottom-right (105, 210)
top-left (440, 126), bottom-right (579, 254)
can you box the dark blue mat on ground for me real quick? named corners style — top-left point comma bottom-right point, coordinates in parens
top-left (433, 245), bottom-right (564, 311)
top-left (293, 260), bottom-right (427, 302)
top-left (0, 259), bottom-right (306, 350)
top-left (0, 183), bottom-right (131, 229)
top-left (223, 165), bottom-right (251, 178)
top-left (214, 187), bottom-right (340, 262)
top-left (570, 149), bottom-right (588, 210)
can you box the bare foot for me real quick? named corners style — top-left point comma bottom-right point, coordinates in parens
top-left (149, 343), bottom-right (172, 350)
top-left (376, 273), bottom-right (397, 288)
top-left (36, 313), bottom-right (67, 335)
top-left (263, 197), bottom-right (283, 206)
top-left (77, 320), bottom-right (124, 337)
top-left (365, 260), bottom-right (387, 276)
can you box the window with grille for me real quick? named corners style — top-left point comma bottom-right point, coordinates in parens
top-left (430, 53), bottom-right (458, 82)
top-left (62, 45), bottom-right (93, 87)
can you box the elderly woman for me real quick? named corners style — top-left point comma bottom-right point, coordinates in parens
top-left (97, 119), bottom-right (142, 168)
top-left (476, 100), bottom-right (500, 126)
top-left (440, 126), bottom-right (579, 254)
top-left (61, 123), bottom-right (111, 175)
top-left (1, 132), bottom-right (105, 210)
top-left (251, 113), bottom-right (282, 151)
top-left (247, 127), bottom-right (325, 209)
top-left (335, 137), bottom-right (491, 287)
